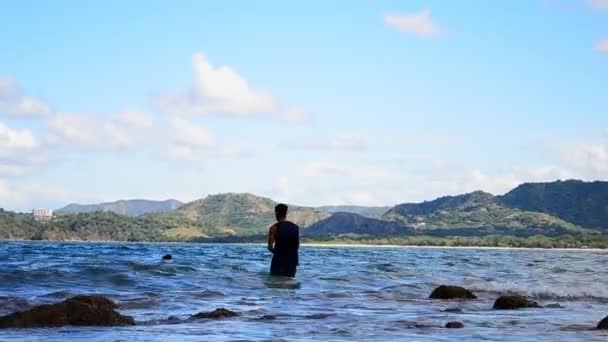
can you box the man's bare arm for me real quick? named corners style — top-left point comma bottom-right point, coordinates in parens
top-left (267, 224), bottom-right (277, 253)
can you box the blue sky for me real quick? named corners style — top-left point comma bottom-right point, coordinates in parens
top-left (0, 0), bottom-right (607, 211)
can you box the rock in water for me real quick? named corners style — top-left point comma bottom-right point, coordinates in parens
top-left (429, 285), bottom-right (477, 300)
top-left (493, 294), bottom-right (541, 310)
top-left (0, 295), bottom-right (134, 328)
top-left (162, 254), bottom-right (172, 260)
top-left (598, 315), bottom-right (608, 330)
top-left (445, 321), bottom-right (464, 329)
top-left (191, 308), bottom-right (238, 319)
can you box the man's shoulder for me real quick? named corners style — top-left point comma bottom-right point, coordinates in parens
top-left (286, 220), bottom-right (299, 229)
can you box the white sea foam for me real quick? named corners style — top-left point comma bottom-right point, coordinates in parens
top-left (466, 281), bottom-right (608, 301)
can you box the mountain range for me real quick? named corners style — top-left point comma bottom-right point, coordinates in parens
top-left (56, 199), bottom-right (183, 217)
top-left (1, 180), bottom-right (607, 245)
top-left (316, 206), bottom-right (390, 219)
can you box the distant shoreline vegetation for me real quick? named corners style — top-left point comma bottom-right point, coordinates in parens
top-left (2, 235), bottom-right (608, 249)
top-left (192, 234), bottom-right (608, 249)
top-left (2, 180), bottom-right (608, 249)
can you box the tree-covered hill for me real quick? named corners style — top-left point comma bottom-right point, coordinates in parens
top-left (381, 190), bottom-right (588, 236)
top-left (173, 193), bottom-right (328, 236)
top-left (2, 181), bottom-right (607, 245)
top-left (498, 180), bottom-right (608, 230)
top-left (316, 205), bottom-right (391, 219)
top-left (56, 199), bottom-right (183, 217)
top-left (305, 212), bottom-right (414, 237)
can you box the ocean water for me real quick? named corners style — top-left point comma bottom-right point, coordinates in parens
top-left (0, 242), bottom-right (607, 341)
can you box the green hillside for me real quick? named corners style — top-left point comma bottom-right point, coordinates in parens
top-left (316, 205), bottom-right (391, 219)
top-left (1, 181), bottom-right (607, 245)
top-left (383, 191), bottom-right (588, 236)
top-left (0, 211), bottom-right (40, 240)
top-left (56, 199), bottom-right (183, 217)
top-left (499, 180), bottom-right (608, 230)
top-left (174, 193), bottom-right (328, 236)
top-left (0, 194), bottom-right (327, 242)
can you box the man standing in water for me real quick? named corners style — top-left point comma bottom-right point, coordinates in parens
top-left (267, 203), bottom-right (300, 277)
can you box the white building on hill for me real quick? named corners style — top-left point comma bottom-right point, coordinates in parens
top-left (33, 208), bottom-right (53, 222)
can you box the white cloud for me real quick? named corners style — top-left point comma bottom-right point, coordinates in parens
top-left (586, 0), bottom-right (608, 9)
top-left (0, 180), bottom-right (19, 205)
top-left (268, 174), bottom-right (405, 207)
top-left (410, 157), bottom-right (575, 198)
top-left (560, 143), bottom-right (608, 178)
top-left (165, 117), bottom-right (250, 161)
top-left (270, 176), bottom-right (307, 203)
top-left (0, 121), bottom-right (36, 150)
top-left (0, 179), bottom-right (72, 211)
top-left (0, 164), bottom-right (40, 177)
top-left (466, 167), bottom-right (573, 195)
top-left (303, 161), bottom-right (348, 177)
top-left (384, 9), bottom-right (442, 38)
top-left (0, 76), bottom-right (51, 118)
top-left (299, 157), bottom-right (577, 206)
top-left (285, 134), bottom-right (368, 151)
top-left (45, 109), bottom-right (153, 152)
top-left (0, 121), bottom-right (46, 177)
top-left (118, 108), bottom-right (154, 130)
top-left (156, 53), bottom-right (311, 123)
top-left (268, 126), bottom-right (608, 207)
top-left (594, 37), bottom-right (608, 53)
top-left (170, 117), bottom-right (212, 148)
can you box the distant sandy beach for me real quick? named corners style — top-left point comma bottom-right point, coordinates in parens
top-left (2, 239), bottom-right (607, 252)
top-left (300, 243), bottom-right (608, 252)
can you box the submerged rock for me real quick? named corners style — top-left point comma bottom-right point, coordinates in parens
top-left (429, 285), bottom-right (477, 300)
top-left (162, 254), bottom-right (172, 260)
top-left (192, 308), bottom-right (238, 319)
top-left (545, 303), bottom-right (564, 309)
top-left (493, 294), bottom-right (541, 310)
top-left (0, 295), bottom-right (134, 328)
top-left (597, 315), bottom-right (608, 330)
top-left (305, 313), bottom-right (333, 319)
top-left (443, 307), bottom-right (463, 313)
top-left (445, 321), bottom-right (464, 329)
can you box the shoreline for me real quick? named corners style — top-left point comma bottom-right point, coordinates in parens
top-left (1, 239), bottom-right (607, 252)
top-left (302, 243), bottom-right (608, 252)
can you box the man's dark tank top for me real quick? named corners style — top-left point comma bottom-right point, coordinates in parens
top-left (273, 221), bottom-right (299, 266)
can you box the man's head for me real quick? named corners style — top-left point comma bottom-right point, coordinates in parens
top-left (275, 203), bottom-right (288, 221)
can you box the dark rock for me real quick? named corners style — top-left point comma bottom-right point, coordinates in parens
top-left (305, 313), bottom-right (332, 319)
top-left (0, 296), bottom-right (30, 314)
top-left (429, 285), bottom-right (477, 300)
top-left (192, 308), bottom-right (238, 319)
top-left (258, 314), bottom-right (277, 321)
top-left (443, 307), bottom-right (463, 313)
top-left (162, 254), bottom-right (172, 260)
top-left (0, 295), bottom-right (134, 328)
top-left (493, 294), bottom-right (541, 310)
top-left (545, 303), bottom-right (564, 309)
top-left (597, 315), bottom-right (608, 330)
top-left (445, 321), bottom-right (464, 329)
top-left (397, 320), bottom-right (440, 329)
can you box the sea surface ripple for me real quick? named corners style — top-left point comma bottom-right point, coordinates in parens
top-left (0, 242), bottom-right (607, 341)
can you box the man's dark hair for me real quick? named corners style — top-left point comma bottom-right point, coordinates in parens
top-left (275, 203), bottom-right (288, 220)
